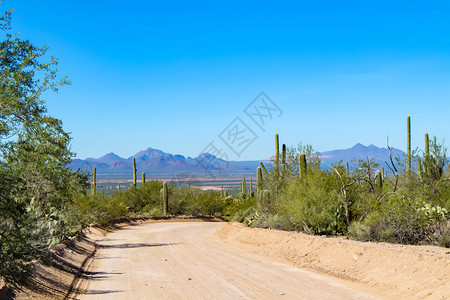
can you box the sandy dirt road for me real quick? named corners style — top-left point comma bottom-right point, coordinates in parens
top-left (78, 222), bottom-right (383, 300)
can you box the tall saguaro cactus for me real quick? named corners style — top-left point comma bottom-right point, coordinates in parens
top-left (142, 172), bottom-right (145, 186)
top-left (281, 143), bottom-right (286, 178)
top-left (424, 133), bottom-right (430, 174)
top-left (250, 178), bottom-right (253, 197)
top-left (256, 166), bottom-right (263, 200)
top-left (162, 181), bottom-right (169, 215)
top-left (133, 157), bottom-right (137, 187)
top-left (91, 167), bottom-right (96, 196)
top-left (241, 177), bottom-right (246, 195)
top-left (274, 133), bottom-right (280, 175)
top-left (407, 116), bottom-right (411, 174)
top-left (299, 152), bottom-right (307, 179)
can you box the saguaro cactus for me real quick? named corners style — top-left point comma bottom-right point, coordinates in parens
top-left (91, 167), bottom-right (96, 196)
top-left (424, 133), bottom-right (430, 174)
top-left (274, 133), bottom-right (280, 175)
top-left (417, 157), bottom-right (423, 179)
top-left (241, 177), bottom-right (246, 195)
top-left (256, 166), bottom-right (263, 200)
top-left (250, 178), bottom-right (253, 197)
top-left (259, 161), bottom-right (269, 175)
top-left (346, 162), bottom-right (349, 176)
top-left (407, 116), bottom-right (411, 174)
top-left (299, 152), bottom-right (307, 179)
top-left (162, 182), bottom-right (169, 215)
top-left (281, 144), bottom-right (286, 177)
top-left (381, 166), bottom-right (385, 180)
top-left (118, 183), bottom-right (121, 193)
top-left (376, 170), bottom-right (383, 188)
top-left (133, 157), bottom-right (137, 187)
top-left (259, 189), bottom-right (270, 209)
top-left (142, 172), bottom-right (145, 186)
top-left (425, 133), bottom-right (430, 159)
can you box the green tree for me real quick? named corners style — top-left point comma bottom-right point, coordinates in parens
top-left (0, 6), bottom-right (86, 286)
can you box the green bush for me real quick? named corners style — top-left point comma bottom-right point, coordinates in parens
top-left (278, 168), bottom-right (342, 234)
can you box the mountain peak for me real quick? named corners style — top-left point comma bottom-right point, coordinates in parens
top-left (320, 143), bottom-right (405, 169)
top-left (351, 143), bottom-right (365, 149)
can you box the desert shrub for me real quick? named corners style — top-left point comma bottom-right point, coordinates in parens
top-left (226, 196), bottom-right (257, 222)
top-left (252, 213), bottom-right (291, 230)
top-left (277, 168), bottom-right (342, 234)
top-left (110, 180), bottom-right (163, 215)
top-left (349, 192), bottom-right (449, 246)
top-left (73, 192), bottom-right (128, 227)
top-left (173, 188), bottom-right (226, 216)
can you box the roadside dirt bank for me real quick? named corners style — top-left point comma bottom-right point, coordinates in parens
top-left (217, 223), bottom-right (450, 299)
top-left (2, 217), bottom-right (219, 300)
top-left (0, 226), bottom-right (104, 300)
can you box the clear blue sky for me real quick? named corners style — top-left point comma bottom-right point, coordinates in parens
top-left (5, 1), bottom-right (450, 160)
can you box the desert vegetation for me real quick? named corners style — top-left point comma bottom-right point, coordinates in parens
top-left (237, 130), bottom-right (449, 248)
top-left (1, 4), bottom-right (449, 292)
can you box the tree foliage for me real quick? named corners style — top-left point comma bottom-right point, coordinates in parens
top-left (0, 5), bottom-right (86, 286)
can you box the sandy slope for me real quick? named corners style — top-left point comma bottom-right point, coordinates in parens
top-left (217, 223), bottom-right (450, 300)
top-left (77, 222), bottom-right (388, 299)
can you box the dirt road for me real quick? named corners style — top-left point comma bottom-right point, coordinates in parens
top-left (78, 222), bottom-right (382, 299)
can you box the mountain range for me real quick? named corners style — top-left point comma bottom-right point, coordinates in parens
top-left (69, 147), bottom-right (254, 175)
top-left (68, 144), bottom-right (405, 175)
top-left (319, 143), bottom-right (405, 169)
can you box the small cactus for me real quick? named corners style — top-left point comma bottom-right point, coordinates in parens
top-left (274, 133), bottom-right (280, 175)
top-left (299, 152), bottom-right (307, 179)
top-left (259, 189), bottom-right (270, 209)
top-left (256, 166), bottom-right (263, 200)
top-left (162, 182), bottom-right (169, 215)
top-left (424, 133), bottom-right (430, 173)
top-left (118, 183), bottom-right (121, 193)
top-left (160, 188), bottom-right (164, 211)
top-left (250, 178), bottom-right (253, 197)
top-left (376, 170), bottom-right (382, 188)
top-left (407, 116), bottom-right (411, 174)
top-left (417, 156), bottom-right (423, 179)
top-left (91, 166), bottom-right (96, 196)
top-left (133, 157), bottom-right (137, 187)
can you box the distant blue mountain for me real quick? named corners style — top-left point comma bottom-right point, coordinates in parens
top-left (319, 143), bottom-right (405, 169)
top-left (68, 144), bottom-right (406, 175)
top-left (69, 147), bottom-right (253, 175)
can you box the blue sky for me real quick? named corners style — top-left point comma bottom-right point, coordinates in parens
top-left (5, 1), bottom-right (450, 160)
